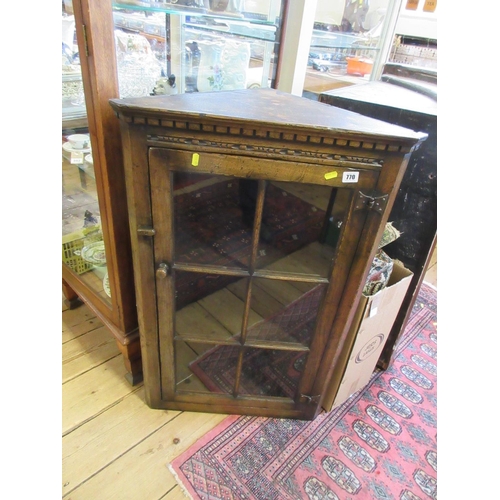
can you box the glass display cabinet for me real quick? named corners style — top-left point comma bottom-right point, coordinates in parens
top-left (62, 0), bottom-right (285, 385)
top-left (112, 0), bottom-right (284, 97)
top-left (307, 0), bottom-right (396, 79)
top-left (62, 0), bottom-right (141, 384)
top-left (292, 0), bottom-right (401, 100)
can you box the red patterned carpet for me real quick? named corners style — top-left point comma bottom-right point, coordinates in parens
top-left (169, 284), bottom-right (437, 500)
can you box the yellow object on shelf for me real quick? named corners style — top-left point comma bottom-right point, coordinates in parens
top-left (62, 226), bottom-right (102, 275)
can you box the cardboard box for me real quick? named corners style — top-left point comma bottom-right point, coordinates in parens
top-left (322, 260), bottom-right (413, 411)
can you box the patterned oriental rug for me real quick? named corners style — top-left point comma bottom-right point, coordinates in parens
top-left (169, 284), bottom-right (437, 500)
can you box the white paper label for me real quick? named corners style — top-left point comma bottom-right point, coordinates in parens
top-left (342, 171), bottom-right (359, 183)
top-left (70, 151), bottom-right (84, 164)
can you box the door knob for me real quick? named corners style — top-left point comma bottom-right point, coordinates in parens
top-left (156, 262), bottom-right (170, 279)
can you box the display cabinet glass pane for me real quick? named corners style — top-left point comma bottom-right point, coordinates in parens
top-left (173, 173), bottom-right (255, 275)
top-left (112, 0), bottom-right (283, 97)
top-left (255, 181), bottom-right (337, 278)
top-left (62, 5), bottom-right (111, 304)
top-left (245, 279), bottom-right (326, 347)
top-left (175, 339), bottom-right (237, 394)
top-left (174, 272), bottom-right (250, 337)
top-left (169, 173), bottom-right (338, 400)
top-left (175, 341), bottom-right (308, 398)
top-left (238, 346), bottom-right (305, 398)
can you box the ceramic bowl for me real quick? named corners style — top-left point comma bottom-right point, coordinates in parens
top-left (68, 134), bottom-right (90, 150)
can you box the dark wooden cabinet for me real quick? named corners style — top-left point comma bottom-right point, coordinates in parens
top-left (319, 81), bottom-right (437, 370)
top-left (110, 88), bottom-right (425, 420)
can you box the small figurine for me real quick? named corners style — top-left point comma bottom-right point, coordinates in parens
top-left (83, 210), bottom-right (99, 228)
top-left (151, 74), bottom-right (178, 95)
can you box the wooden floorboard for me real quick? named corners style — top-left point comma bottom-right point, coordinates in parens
top-left (63, 386), bottom-right (179, 496)
top-left (63, 324), bottom-right (121, 383)
top-left (62, 355), bottom-right (135, 436)
top-left (63, 409), bottom-right (225, 499)
top-left (163, 485), bottom-right (191, 499)
top-left (62, 238), bottom-right (437, 499)
top-left (62, 306), bottom-right (99, 343)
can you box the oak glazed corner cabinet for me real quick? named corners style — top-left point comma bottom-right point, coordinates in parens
top-left (110, 88), bottom-right (426, 420)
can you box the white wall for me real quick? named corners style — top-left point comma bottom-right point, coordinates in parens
top-left (395, 2), bottom-right (437, 39)
top-left (314, 0), bottom-right (344, 25)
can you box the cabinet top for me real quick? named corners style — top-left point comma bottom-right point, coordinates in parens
top-left (320, 81), bottom-right (437, 117)
top-left (110, 88), bottom-right (427, 150)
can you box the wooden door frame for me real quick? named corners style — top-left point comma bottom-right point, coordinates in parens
top-left (67, 0), bottom-right (137, 337)
top-left (145, 146), bottom-right (383, 419)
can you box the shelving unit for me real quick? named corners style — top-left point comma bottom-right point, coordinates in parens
top-left (112, 1), bottom-right (284, 95)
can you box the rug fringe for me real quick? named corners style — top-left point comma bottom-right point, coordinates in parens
top-left (167, 463), bottom-right (194, 500)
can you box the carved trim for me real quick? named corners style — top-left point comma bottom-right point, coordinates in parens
top-left (112, 110), bottom-right (413, 153)
top-left (147, 134), bottom-right (385, 165)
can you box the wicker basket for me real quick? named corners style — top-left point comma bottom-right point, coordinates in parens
top-left (62, 226), bottom-right (102, 275)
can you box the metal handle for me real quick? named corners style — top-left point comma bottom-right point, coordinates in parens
top-left (137, 225), bottom-right (156, 237)
top-left (300, 394), bottom-right (321, 403)
top-left (156, 262), bottom-right (170, 279)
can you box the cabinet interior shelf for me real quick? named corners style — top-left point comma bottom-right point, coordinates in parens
top-left (113, 2), bottom-right (280, 26)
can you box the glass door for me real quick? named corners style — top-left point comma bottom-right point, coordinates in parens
top-left (149, 147), bottom-right (381, 416)
top-left (62, 3), bottom-right (111, 304)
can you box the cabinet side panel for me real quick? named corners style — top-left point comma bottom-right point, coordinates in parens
top-left (120, 123), bottom-right (162, 405)
top-left (313, 152), bottom-right (411, 416)
top-left (76, 0), bottom-right (137, 333)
